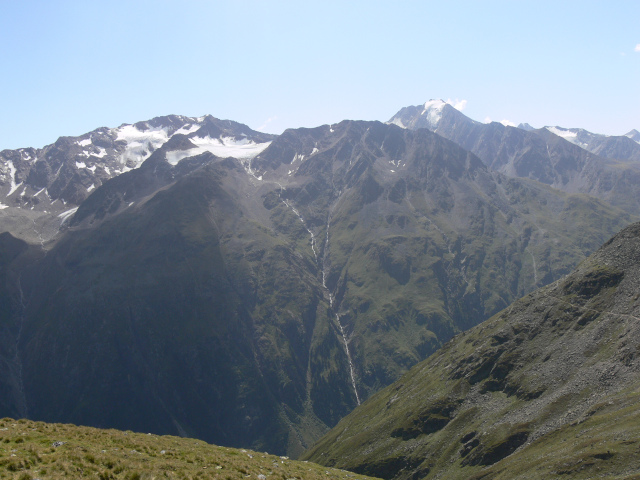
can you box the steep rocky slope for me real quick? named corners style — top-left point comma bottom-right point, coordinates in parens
top-left (304, 221), bottom-right (640, 479)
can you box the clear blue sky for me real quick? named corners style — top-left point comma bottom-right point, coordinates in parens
top-left (1, 0), bottom-right (638, 150)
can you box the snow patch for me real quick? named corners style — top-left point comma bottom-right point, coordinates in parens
top-left (311, 147), bottom-right (319, 155)
top-left (58, 207), bottom-right (78, 224)
top-left (87, 184), bottom-right (95, 192)
top-left (389, 118), bottom-right (406, 129)
top-left (165, 136), bottom-right (271, 165)
top-left (0, 203), bottom-right (8, 209)
top-left (546, 126), bottom-right (577, 140)
top-left (76, 161), bottom-right (86, 169)
top-left (5, 161), bottom-right (21, 196)
top-left (545, 126), bottom-right (591, 149)
top-left (77, 138), bottom-right (92, 147)
top-left (292, 153), bottom-right (304, 163)
top-left (174, 124), bottom-right (200, 136)
top-left (115, 124), bottom-right (170, 168)
top-left (94, 147), bottom-right (107, 158)
top-left (78, 147), bottom-right (107, 159)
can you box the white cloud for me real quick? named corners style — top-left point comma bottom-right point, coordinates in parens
top-left (500, 119), bottom-right (516, 127)
top-left (446, 98), bottom-right (467, 111)
top-left (256, 116), bottom-right (277, 131)
top-left (484, 116), bottom-right (492, 124)
top-left (635, 44), bottom-right (640, 52)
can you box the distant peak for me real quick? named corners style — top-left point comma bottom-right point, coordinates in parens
top-left (545, 126), bottom-right (579, 141)
top-left (517, 123), bottom-right (536, 131)
top-left (625, 129), bottom-right (640, 143)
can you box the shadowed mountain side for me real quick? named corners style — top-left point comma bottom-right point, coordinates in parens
top-left (6, 162), bottom-right (355, 457)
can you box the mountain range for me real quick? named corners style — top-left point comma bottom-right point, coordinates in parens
top-left (0, 103), bottom-right (638, 459)
top-left (389, 100), bottom-right (640, 214)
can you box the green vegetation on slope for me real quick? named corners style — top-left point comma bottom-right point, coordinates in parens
top-left (303, 221), bottom-right (640, 479)
top-left (0, 418), bottom-right (380, 480)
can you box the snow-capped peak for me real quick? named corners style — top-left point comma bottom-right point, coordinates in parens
top-left (420, 99), bottom-right (447, 128)
top-left (422, 99), bottom-right (447, 111)
top-left (625, 129), bottom-right (640, 144)
top-left (545, 126), bottom-right (579, 140)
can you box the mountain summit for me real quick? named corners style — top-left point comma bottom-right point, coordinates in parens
top-left (388, 100), bottom-right (472, 132)
top-left (626, 129), bottom-right (640, 144)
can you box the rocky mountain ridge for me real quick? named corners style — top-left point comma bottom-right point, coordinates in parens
top-left (389, 101), bottom-right (640, 214)
top-left (542, 125), bottom-right (640, 162)
top-left (0, 114), bottom-right (274, 243)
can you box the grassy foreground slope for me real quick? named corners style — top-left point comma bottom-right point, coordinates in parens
top-left (304, 221), bottom-right (640, 479)
top-left (0, 418), bottom-right (380, 480)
